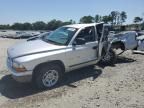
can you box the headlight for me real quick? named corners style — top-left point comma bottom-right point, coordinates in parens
top-left (12, 61), bottom-right (27, 72)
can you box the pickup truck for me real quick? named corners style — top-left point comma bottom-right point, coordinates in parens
top-left (7, 23), bottom-right (115, 89)
top-left (132, 35), bottom-right (144, 54)
top-left (109, 31), bottom-right (138, 52)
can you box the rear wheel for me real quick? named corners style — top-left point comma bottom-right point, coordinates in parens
top-left (100, 49), bottom-right (116, 65)
top-left (33, 64), bottom-right (63, 89)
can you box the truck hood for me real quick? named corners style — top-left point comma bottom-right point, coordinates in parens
top-left (8, 39), bottom-right (66, 58)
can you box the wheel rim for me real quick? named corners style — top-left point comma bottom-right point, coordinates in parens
top-left (42, 70), bottom-right (59, 87)
top-left (102, 53), bottom-right (111, 62)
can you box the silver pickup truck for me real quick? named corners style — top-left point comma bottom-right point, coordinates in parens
top-left (109, 31), bottom-right (138, 52)
top-left (7, 23), bottom-right (115, 89)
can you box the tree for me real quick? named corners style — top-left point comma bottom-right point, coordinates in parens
top-left (102, 15), bottom-right (112, 24)
top-left (134, 17), bottom-right (143, 23)
top-left (120, 11), bottom-right (127, 24)
top-left (141, 22), bottom-right (144, 30)
top-left (110, 11), bottom-right (117, 25)
top-left (32, 21), bottom-right (46, 30)
top-left (95, 14), bottom-right (102, 23)
top-left (0, 24), bottom-right (10, 29)
top-left (47, 19), bottom-right (63, 30)
top-left (0, 12), bottom-right (129, 30)
top-left (110, 11), bottom-right (125, 25)
top-left (69, 19), bottom-right (76, 24)
top-left (23, 22), bottom-right (32, 30)
top-left (116, 11), bottom-right (121, 25)
top-left (11, 22), bottom-right (33, 30)
top-left (80, 16), bottom-right (94, 23)
top-left (11, 23), bottom-right (24, 30)
top-left (62, 19), bottom-right (76, 26)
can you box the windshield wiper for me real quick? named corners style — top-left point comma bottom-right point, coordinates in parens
top-left (44, 38), bottom-right (64, 45)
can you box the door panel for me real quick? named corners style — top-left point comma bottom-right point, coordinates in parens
top-left (66, 41), bottom-right (98, 69)
top-left (96, 23), bottom-right (109, 57)
top-left (125, 32), bottom-right (137, 50)
top-left (66, 26), bottom-right (99, 69)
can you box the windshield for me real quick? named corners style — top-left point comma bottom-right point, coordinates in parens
top-left (42, 27), bottom-right (77, 45)
top-left (39, 32), bottom-right (51, 38)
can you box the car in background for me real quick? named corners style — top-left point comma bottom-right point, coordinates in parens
top-left (27, 32), bottom-right (51, 41)
top-left (31, 32), bottom-right (41, 36)
top-left (132, 35), bottom-right (144, 54)
top-left (1, 34), bottom-right (15, 38)
top-left (1, 35), bottom-right (7, 38)
top-left (15, 32), bottom-right (34, 39)
top-left (109, 31), bottom-right (138, 51)
top-left (137, 31), bottom-right (144, 37)
top-left (1, 30), bottom-right (7, 32)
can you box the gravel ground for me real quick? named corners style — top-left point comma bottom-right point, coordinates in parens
top-left (0, 38), bottom-right (144, 108)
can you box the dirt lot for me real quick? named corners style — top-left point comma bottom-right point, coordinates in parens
top-left (0, 38), bottom-right (144, 108)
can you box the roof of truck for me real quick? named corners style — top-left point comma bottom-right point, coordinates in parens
top-left (65, 22), bottom-right (104, 29)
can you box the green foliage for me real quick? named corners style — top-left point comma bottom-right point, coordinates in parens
top-left (0, 11), bottom-right (128, 30)
top-left (0, 19), bottom-right (76, 30)
top-left (11, 23), bottom-right (25, 30)
top-left (109, 11), bottom-right (127, 25)
top-left (32, 21), bottom-right (46, 30)
top-left (142, 22), bottom-right (144, 30)
top-left (80, 16), bottom-right (94, 23)
top-left (110, 11), bottom-right (117, 25)
top-left (134, 17), bottom-right (143, 23)
top-left (0, 24), bottom-right (10, 29)
top-left (46, 19), bottom-right (63, 30)
top-left (23, 22), bottom-right (32, 30)
top-left (94, 11), bottom-right (127, 25)
top-left (102, 15), bottom-right (112, 24)
top-left (120, 11), bottom-right (127, 24)
top-left (95, 14), bottom-right (102, 23)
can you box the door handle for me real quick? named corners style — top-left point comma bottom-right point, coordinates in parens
top-left (92, 46), bottom-right (97, 49)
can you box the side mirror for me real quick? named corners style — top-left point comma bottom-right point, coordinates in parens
top-left (73, 38), bottom-right (86, 45)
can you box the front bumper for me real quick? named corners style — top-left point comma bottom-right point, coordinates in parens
top-left (7, 58), bottom-right (32, 83)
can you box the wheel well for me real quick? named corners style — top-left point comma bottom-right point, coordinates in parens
top-left (112, 41), bottom-right (125, 50)
top-left (33, 60), bottom-right (65, 77)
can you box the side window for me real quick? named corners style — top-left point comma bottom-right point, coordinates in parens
top-left (77, 26), bottom-right (96, 43)
top-left (96, 24), bottom-right (103, 41)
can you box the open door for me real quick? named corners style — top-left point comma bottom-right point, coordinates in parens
top-left (96, 23), bottom-right (110, 60)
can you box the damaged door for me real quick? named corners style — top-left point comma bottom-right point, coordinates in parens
top-left (96, 23), bottom-right (116, 64)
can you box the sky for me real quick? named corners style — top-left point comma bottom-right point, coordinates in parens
top-left (0, 0), bottom-right (144, 25)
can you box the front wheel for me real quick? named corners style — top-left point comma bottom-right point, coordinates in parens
top-left (33, 64), bottom-right (63, 89)
top-left (100, 49), bottom-right (116, 65)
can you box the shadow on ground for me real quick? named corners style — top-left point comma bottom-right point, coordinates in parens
top-left (97, 56), bottom-right (136, 68)
top-left (115, 56), bottom-right (136, 64)
top-left (0, 66), bottom-right (102, 99)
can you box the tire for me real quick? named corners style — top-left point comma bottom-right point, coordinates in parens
top-left (100, 49), bottom-right (116, 65)
top-left (33, 63), bottom-right (63, 89)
